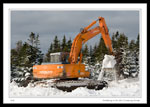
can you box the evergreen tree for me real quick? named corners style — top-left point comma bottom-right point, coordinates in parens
top-left (67, 38), bottom-right (72, 52)
top-left (16, 40), bottom-right (23, 54)
top-left (90, 44), bottom-right (97, 65)
top-left (11, 32), bottom-right (43, 70)
top-left (58, 40), bottom-right (61, 52)
top-left (83, 44), bottom-right (89, 57)
top-left (129, 40), bottom-right (136, 51)
top-left (111, 31), bottom-right (129, 78)
top-left (18, 42), bottom-right (31, 67)
top-left (112, 32), bottom-right (128, 52)
top-left (45, 43), bottom-right (53, 62)
top-left (118, 33), bottom-right (128, 72)
top-left (117, 33), bottom-right (128, 48)
top-left (115, 33), bottom-right (140, 79)
top-left (120, 46), bottom-right (130, 78)
top-left (34, 47), bottom-right (43, 65)
top-left (88, 45), bottom-right (93, 65)
top-left (121, 35), bottom-right (139, 78)
top-left (135, 34), bottom-right (140, 76)
top-left (136, 34), bottom-right (139, 47)
top-left (28, 32), bottom-right (35, 47)
top-left (89, 45), bottom-right (93, 57)
top-left (96, 37), bottom-right (108, 62)
top-left (11, 49), bottom-right (19, 69)
top-left (82, 44), bottom-right (89, 64)
top-left (121, 47), bottom-right (138, 78)
top-left (32, 33), bottom-right (43, 65)
top-left (53, 36), bottom-right (61, 52)
top-left (28, 32), bottom-right (41, 48)
top-left (112, 31), bottom-right (119, 49)
top-left (61, 35), bottom-right (67, 52)
top-left (34, 33), bottom-right (40, 48)
top-left (129, 50), bottom-right (138, 77)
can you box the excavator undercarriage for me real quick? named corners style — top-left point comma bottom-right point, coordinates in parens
top-left (54, 79), bottom-right (108, 92)
top-left (29, 78), bottom-right (108, 92)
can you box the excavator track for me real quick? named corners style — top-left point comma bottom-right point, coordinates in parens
top-left (55, 79), bottom-right (108, 92)
top-left (30, 79), bottom-right (108, 92)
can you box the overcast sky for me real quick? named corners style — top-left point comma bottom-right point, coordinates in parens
top-left (11, 10), bottom-right (139, 54)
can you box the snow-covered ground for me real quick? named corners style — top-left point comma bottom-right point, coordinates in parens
top-left (10, 55), bottom-right (140, 97)
top-left (9, 77), bottom-right (140, 97)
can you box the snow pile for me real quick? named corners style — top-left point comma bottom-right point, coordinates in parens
top-left (69, 78), bottom-right (140, 97)
top-left (102, 55), bottom-right (116, 69)
top-left (9, 78), bottom-right (140, 97)
top-left (10, 81), bottom-right (66, 97)
top-left (98, 78), bottom-right (140, 97)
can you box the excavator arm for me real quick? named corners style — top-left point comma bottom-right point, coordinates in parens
top-left (68, 17), bottom-right (113, 64)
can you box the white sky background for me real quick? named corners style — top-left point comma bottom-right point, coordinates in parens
top-left (11, 10), bottom-right (139, 54)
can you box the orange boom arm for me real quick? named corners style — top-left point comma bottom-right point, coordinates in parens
top-left (68, 17), bottom-right (113, 64)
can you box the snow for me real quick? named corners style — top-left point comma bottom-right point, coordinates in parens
top-left (9, 78), bottom-right (140, 97)
top-left (97, 69), bottom-right (105, 81)
top-left (98, 55), bottom-right (117, 81)
top-left (124, 71), bottom-right (129, 75)
top-left (25, 72), bottom-right (30, 77)
top-left (10, 54), bottom-right (140, 98)
top-left (102, 55), bottom-right (116, 69)
top-left (50, 52), bottom-right (61, 55)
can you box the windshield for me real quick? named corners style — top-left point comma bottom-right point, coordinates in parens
top-left (50, 52), bottom-right (69, 64)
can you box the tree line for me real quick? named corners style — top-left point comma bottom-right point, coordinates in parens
top-left (11, 31), bottom-right (139, 78)
top-left (82, 31), bottom-right (139, 78)
top-left (11, 32), bottom-right (43, 71)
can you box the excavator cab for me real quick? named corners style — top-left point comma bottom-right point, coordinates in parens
top-left (50, 52), bottom-right (70, 64)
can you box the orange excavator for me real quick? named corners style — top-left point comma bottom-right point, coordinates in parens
top-left (32, 17), bottom-right (113, 92)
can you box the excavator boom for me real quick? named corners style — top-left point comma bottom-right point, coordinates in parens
top-left (68, 17), bottom-right (113, 64)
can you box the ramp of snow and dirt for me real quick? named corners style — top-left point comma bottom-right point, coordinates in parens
top-left (9, 77), bottom-right (140, 97)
